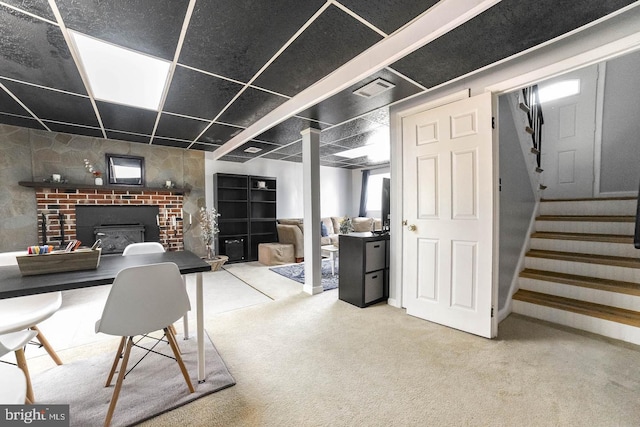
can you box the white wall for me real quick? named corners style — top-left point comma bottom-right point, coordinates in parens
top-left (205, 154), bottom-right (353, 218)
top-left (600, 50), bottom-right (640, 193)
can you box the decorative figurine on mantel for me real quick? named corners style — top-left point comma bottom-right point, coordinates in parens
top-left (199, 206), bottom-right (220, 260)
top-left (84, 159), bottom-right (103, 185)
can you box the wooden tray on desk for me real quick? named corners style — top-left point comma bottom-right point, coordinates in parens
top-left (17, 248), bottom-right (102, 276)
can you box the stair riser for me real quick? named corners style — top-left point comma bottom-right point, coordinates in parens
top-left (530, 238), bottom-right (639, 258)
top-left (539, 199), bottom-right (637, 216)
top-left (524, 257), bottom-right (640, 283)
top-left (512, 301), bottom-right (640, 345)
top-left (518, 277), bottom-right (640, 311)
top-left (535, 221), bottom-right (634, 235)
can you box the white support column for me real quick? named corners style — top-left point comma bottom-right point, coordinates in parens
top-left (301, 128), bottom-right (323, 295)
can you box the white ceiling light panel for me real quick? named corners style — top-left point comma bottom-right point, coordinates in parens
top-left (70, 30), bottom-right (171, 111)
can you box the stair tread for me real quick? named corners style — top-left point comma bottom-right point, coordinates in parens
top-left (513, 289), bottom-right (640, 327)
top-left (520, 268), bottom-right (640, 296)
top-left (541, 197), bottom-right (637, 202)
top-left (530, 232), bottom-right (633, 243)
top-left (537, 215), bottom-right (634, 222)
top-left (526, 249), bottom-right (640, 268)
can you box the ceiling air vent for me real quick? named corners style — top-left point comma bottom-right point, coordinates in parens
top-left (353, 78), bottom-right (395, 98)
top-left (244, 147), bottom-right (262, 153)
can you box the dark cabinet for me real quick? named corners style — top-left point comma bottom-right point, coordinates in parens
top-left (213, 173), bottom-right (277, 263)
top-left (338, 232), bottom-right (389, 307)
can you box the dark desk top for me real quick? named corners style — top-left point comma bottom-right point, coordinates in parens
top-left (0, 251), bottom-right (211, 299)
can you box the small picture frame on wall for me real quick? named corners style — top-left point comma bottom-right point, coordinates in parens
top-left (106, 154), bottom-right (145, 186)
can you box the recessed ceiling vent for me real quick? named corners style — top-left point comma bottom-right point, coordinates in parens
top-left (244, 147), bottom-right (262, 153)
top-left (353, 78), bottom-right (395, 98)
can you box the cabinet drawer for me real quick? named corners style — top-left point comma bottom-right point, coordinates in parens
top-left (365, 241), bottom-right (386, 272)
top-left (364, 271), bottom-right (384, 303)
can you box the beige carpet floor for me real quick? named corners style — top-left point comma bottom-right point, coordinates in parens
top-left (22, 262), bottom-right (640, 426)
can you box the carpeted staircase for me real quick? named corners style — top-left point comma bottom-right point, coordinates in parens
top-left (512, 196), bottom-right (640, 345)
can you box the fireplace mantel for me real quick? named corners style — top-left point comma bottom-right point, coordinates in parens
top-left (19, 181), bottom-right (186, 194)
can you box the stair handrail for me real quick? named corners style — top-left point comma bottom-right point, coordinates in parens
top-left (521, 85), bottom-right (544, 169)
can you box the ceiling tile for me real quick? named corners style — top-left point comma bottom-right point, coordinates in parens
top-left (96, 101), bottom-right (158, 135)
top-left (2, 0), bottom-right (55, 21)
top-left (225, 140), bottom-right (279, 159)
top-left (330, 128), bottom-right (385, 150)
top-left (43, 121), bottom-right (103, 137)
top-left (320, 117), bottom-right (386, 146)
top-left (106, 130), bottom-right (150, 144)
top-left (319, 144), bottom-right (351, 158)
top-left (0, 88), bottom-right (30, 115)
top-left (391, 0), bottom-right (636, 89)
top-left (252, 4), bottom-right (383, 97)
top-left (189, 142), bottom-right (220, 152)
top-left (262, 151), bottom-right (289, 160)
top-left (163, 65), bottom-right (244, 120)
top-left (1, 79), bottom-right (98, 126)
top-left (217, 155), bottom-right (249, 163)
top-left (197, 122), bottom-right (244, 145)
top-left (151, 137), bottom-right (190, 149)
top-left (217, 87), bottom-right (288, 128)
top-left (256, 116), bottom-right (325, 145)
top-left (270, 141), bottom-right (301, 157)
top-left (179, 0), bottom-right (326, 82)
top-left (0, 6), bottom-right (86, 93)
top-left (297, 68), bottom-right (423, 125)
top-left (56, 0), bottom-right (189, 61)
top-left (360, 107), bottom-right (390, 126)
top-left (154, 113), bottom-right (210, 141)
top-left (0, 112), bottom-right (45, 130)
top-left (339, 0), bottom-right (439, 35)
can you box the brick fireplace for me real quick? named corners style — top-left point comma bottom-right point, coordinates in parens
top-left (33, 186), bottom-right (184, 252)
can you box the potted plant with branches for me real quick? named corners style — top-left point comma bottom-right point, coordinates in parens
top-left (199, 206), bottom-right (220, 260)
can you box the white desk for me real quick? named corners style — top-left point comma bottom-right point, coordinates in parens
top-left (0, 251), bottom-right (212, 383)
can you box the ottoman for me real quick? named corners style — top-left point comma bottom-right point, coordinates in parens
top-left (258, 243), bottom-right (295, 266)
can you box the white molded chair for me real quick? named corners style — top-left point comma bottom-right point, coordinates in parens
top-left (0, 330), bottom-right (38, 403)
top-left (95, 262), bottom-right (195, 426)
top-left (0, 363), bottom-right (28, 404)
top-left (121, 242), bottom-right (165, 256)
top-left (122, 242), bottom-right (189, 339)
top-left (0, 251), bottom-right (63, 377)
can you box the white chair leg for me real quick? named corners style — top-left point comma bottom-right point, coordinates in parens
top-left (164, 327), bottom-right (194, 393)
top-left (104, 337), bottom-right (133, 427)
top-left (31, 326), bottom-right (62, 365)
top-left (15, 348), bottom-right (34, 403)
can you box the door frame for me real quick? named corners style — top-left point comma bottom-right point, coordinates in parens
top-left (389, 27), bottom-right (640, 313)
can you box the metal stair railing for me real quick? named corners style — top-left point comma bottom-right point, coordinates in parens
top-left (520, 85), bottom-right (544, 170)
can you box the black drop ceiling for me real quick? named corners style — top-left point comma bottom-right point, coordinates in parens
top-left (0, 0), bottom-right (636, 169)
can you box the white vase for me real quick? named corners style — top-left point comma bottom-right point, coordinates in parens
top-left (94, 177), bottom-right (103, 185)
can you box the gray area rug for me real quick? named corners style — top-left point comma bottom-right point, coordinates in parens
top-left (269, 259), bottom-right (339, 291)
top-left (32, 332), bottom-right (235, 427)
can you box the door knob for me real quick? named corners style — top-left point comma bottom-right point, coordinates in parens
top-left (407, 224), bottom-right (417, 232)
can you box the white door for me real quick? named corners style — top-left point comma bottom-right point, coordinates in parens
top-left (401, 92), bottom-right (496, 338)
top-left (539, 65), bottom-right (598, 199)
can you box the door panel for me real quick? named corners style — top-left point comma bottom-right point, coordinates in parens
top-left (540, 65), bottom-right (597, 198)
top-left (402, 92), bottom-right (495, 338)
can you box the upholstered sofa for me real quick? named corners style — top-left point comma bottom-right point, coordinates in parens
top-left (276, 216), bottom-right (381, 262)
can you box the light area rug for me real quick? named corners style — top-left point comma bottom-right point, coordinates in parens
top-left (32, 332), bottom-right (235, 427)
top-left (269, 258), bottom-right (339, 291)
